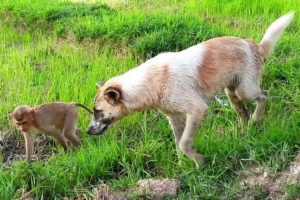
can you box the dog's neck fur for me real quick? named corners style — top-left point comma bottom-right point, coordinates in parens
top-left (108, 62), bottom-right (167, 113)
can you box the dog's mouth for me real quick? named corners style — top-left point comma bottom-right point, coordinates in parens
top-left (98, 123), bottom-right (109, 134)
top-left (86, 119), bottom-right (113, 135)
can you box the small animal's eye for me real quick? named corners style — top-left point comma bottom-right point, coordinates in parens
top-left (16, 123), bottom-right (21, 126)
top-left (21, 122), bottom-right (27, 125)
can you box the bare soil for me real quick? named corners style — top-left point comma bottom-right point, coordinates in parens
top-left (0, 129), bottom-right (57, 166)
top-left (239, 152), bottom-right (300, 199)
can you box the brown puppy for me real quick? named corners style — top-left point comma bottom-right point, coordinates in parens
top-left (11, 102), bottom-right (92, 162)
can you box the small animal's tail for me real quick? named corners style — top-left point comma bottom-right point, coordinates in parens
top-left (259, 12), bottom-right (294, 58)
top-left (73, 103), bottom-right (93, 114)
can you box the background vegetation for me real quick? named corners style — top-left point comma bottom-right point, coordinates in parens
top-left (0, 0), bottom-right (299, 199)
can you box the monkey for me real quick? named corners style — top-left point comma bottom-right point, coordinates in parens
top-left (11, 102), bottom-right (93, 162)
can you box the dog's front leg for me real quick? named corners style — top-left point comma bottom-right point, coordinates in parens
top-left (179, 106), bottom-right (207, 168)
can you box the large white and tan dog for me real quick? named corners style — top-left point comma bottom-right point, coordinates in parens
top-left (87, 12), bottom-right (294, 167)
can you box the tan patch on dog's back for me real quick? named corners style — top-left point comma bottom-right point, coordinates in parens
top-left (198, 37), bottom-right (250, 95)
top-left (132, 64), bottom-right (169, 110)
top-left (148, 64), bottom-right (169, 102)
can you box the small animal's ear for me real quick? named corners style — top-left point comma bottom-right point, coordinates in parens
top-left (96, 81), bottom-right (106, 88)
top-left (104, 87), bottom-right (122, 105)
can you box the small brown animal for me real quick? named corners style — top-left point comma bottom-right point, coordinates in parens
top-left (11, 102), bottom-right (93, 162)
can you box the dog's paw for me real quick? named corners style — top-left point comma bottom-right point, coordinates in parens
top-left (193, 155), bottom-right (205, 169)
top-left (251, 112), bottom-right (264, 123)
top-left (251, 116), bottom-right (262, 123)
top-left (261, 90), bottom-right (269, 97)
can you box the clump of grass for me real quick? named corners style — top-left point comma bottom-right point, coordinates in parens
top-left (0, 0), bottom-right (221, 57)
top-left (285, 184), bottom-right (300, 198)
top-left (0, 0), bottom-right (114, 24)
top-left (133, 15), bottom-right (221, 57)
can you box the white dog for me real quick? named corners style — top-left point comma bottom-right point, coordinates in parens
top-left (87, 12), bottom-right (294, 167)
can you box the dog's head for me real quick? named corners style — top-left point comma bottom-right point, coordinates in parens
top-left (87, 81), bottom-right (127, 135)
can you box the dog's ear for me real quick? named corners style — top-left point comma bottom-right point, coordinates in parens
top-left (96, 81), bottom-right (106, 88)
top-left (104, 87), bottom-right (122, 105)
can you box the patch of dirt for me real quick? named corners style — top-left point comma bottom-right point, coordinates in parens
top-left (239, 152), bottom-right (300, 199)
top-left (133, 178), bottom-right (180, 199)
top-left (0, 130), bottom-right (23, 164)
top-left (92, 179), bottom-right (180, 200)
top-left (19, 191), bottom-right (34, 200)
top-left (0, 129), bottom-right (56, 166)
top-left (94, 184), bottom-right (127, 200)
top-left (62, 184), bottom-right (128, 200)
top-left (63, 179), bottom-right (180, 200)
top-left (269, 153), bottom-right (300, 199)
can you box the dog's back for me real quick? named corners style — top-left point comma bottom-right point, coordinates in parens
top-left (101, 12), bottom-right (294, 113)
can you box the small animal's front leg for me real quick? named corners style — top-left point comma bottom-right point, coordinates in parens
top-left (179, 106), bottom-right (207, 168)
top-left (23, 132), bottom-right (34, 162)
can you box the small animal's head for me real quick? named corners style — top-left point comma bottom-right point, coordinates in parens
top-left (11, 105), bottom-right (35, 132)
top-left (87, 82), bottom-right (127, 135)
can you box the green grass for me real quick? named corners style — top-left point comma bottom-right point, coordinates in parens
top-left (0, 0), bottom-right (299, 199)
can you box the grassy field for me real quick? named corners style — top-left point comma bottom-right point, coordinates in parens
top-left (0, 0), bottom-right (299, 199)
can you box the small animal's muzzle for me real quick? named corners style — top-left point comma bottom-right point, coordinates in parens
top-left (86, 119), bottom-right (111, 135)
top-left (21, 128), bottom-right (28, 132)
top-left (19, 126), bottom-right (29, 132)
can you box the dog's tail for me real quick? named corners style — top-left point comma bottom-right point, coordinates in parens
top-left (259, 12), bottom-right (294, 58)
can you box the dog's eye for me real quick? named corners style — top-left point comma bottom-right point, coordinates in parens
top-left (93, 107), bottom-right (102, 113)
top-left (94, 108), bottom-right (104, 119)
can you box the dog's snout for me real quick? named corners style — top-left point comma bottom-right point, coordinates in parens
top-left (86, 119), bottom-right (109, 135)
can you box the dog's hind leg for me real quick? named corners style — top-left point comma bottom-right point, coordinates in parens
top-left (225, 87), bottom-right (249, 120)
top-left (251, 90), bottom-right (268, 122)
top-left (235, 78), bottom-right (268, 123)
top-left (178, 101), bottom-right (208, 168)
top-left (167, 113), bottom-right (186, 157)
